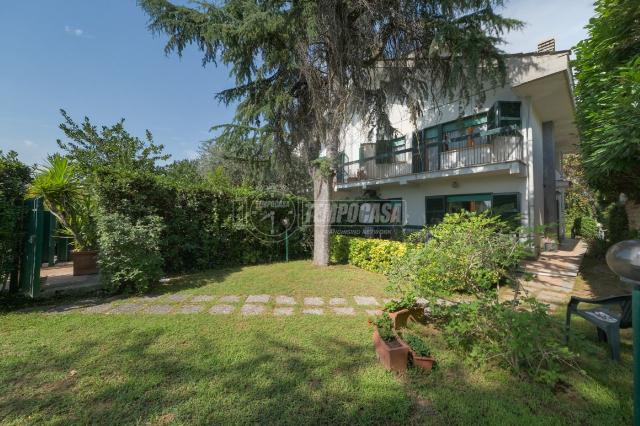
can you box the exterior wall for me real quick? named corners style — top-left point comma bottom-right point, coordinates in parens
top-left (338, 173), bottom-right (528, 228)
top-left (335, 52), bottom-right (573, 246)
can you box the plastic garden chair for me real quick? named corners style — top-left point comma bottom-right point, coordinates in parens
top-left (565, 294), bottom-right (632, 361)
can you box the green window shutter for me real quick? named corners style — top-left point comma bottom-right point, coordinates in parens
top-left (492, 193), bottom-right (521, 227)
top-left (425, 196), bottom-right (446, 225)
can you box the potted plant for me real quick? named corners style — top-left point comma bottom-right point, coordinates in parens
top-left (28, 155), bottom-right (98, 275)
top-left (384, 293), bottom-right (424, 329)
top-left (372, 313), bottom-right (409, 372)
top-left (400, 327), bottom-right (436, 371)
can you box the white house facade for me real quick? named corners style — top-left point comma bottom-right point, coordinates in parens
top-left (334, 48), bottom-right (578, 245)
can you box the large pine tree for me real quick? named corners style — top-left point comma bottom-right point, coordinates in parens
top-left (140, 0), bottom-right (521, 265)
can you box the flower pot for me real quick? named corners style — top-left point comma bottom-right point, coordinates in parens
top-left (410, 353), bottom-right (436, 371)
top-left (388, 307), bottom-right (425, 329)
top-left (72, 251), bottom-right (98, 276)
top-left (373, 328), bottom-right (409, 373)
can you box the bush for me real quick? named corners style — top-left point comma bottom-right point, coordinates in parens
top-left (440, 297), bottom-right (578, 384)
top-left (97, 212), bottom-right (164, 294)
top-left (577, 216), bottom-right (599, 241)
top-left (330, 234), bottom-right (408, 274)
top-left (389, 212), bottom-right (528, 297)
top-left (94, 168), bottom-right (311, 274)
top-left (604, 203), bottom-right (630, 244)
top-left (0, 151), bottom-right (31, 290)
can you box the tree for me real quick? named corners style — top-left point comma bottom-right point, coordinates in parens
top-left (57, 109), bottom-right (170, 183)
top-left (199, 128), bottom-right (311, 195)
top-left (574, 0), bottom-right (640, 200)
top-left (27, 154), bottom-right (97, 251)
top-left (140, 0), bottom-right (521, 265)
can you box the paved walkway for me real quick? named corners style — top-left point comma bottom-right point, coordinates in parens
top-left (21, 294), bottom-right (389, 317)
top-left (513, 238), bottom-right (588, 309)
top-left (39, 262), bottom-right (101, 298)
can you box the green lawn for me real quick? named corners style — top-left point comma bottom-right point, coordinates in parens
top-left (0, 261), bottom-right (632, 425)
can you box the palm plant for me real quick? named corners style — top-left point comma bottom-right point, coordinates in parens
top-left (27, 154), bottom-right (97, 251)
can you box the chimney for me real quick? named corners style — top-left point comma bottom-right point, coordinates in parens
top-left (537, 38), bottom-right (556, 53)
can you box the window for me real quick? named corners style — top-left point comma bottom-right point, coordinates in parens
top-left (446, 194), bottom-right (492, 214)
top-left (375, 136), bottom-right (405, 164)
top-left (425, 192), bottom-right (521, 226)
top-left (492, 193), bottom-right (520, 226)
top-left (425, 196), bottom-right (446, 225)
top-left (421, 114), bottom-right (488, 153)
top-left (488, 101), bottom-right (521, 130)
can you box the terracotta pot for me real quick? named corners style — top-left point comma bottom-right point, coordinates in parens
top-left (373, 328), bottom-right (409, 373)
top-left (411, 353), bottom-right (436, 371)
top-left (72, 251), bottom-right (98, 276)
top-left (388, 307), bottom-right (425, 329)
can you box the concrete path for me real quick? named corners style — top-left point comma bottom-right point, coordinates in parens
top-left (514, 238), bottom-right (588, 309)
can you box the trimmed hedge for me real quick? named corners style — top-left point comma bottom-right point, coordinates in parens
top-left (330, 234), bottom-right (408, 274)
top-left (95, 168), bottom-right (311, 274)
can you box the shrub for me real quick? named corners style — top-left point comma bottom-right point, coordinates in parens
top-left (330, 234), bottom-right (408, 274)
top-left (440, 297), bottom-right (578, 384)
top-left (94, 168), bottom-right (311, 274)
top-left (0, 151), bottom-right (31, 290)
top-left (388, 212), bottom-right (528, 298)
top-left (577, 216), bottom-right (599, 241)
top-left (604, 203), bottom-right (630, 244)
top-left (97, 212), bottom-right (164, 294)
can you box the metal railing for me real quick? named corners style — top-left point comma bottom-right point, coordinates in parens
top-left (337, 126), bottom-right (524, 185)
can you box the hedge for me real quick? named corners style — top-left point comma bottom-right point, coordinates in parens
top-left (0, 151), bottom-right (31, 290)
top-left (330, 234), bottom-right (408, 274)
top-left (94, 168), bottom-right (311, 274)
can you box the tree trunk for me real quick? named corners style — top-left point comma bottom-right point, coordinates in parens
top-left (312, 167), bottom-right (333, 266)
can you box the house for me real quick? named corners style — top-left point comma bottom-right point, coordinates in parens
top-left (334, 41), bottom-right (577, 247)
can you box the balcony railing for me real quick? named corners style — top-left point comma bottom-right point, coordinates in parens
top-left (337, 126), bottom-right (524, 185)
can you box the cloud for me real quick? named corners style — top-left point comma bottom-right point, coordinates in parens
top-left (64, 25), bottom-right (91, 38)
top-left (23, 139), bottom-right (35, 148)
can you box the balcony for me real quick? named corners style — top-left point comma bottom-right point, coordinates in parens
top-left (337, 126), bottom-right (525, 186)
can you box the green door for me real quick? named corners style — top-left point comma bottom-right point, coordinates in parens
top-left (19, 198), bottom-right (44, 298)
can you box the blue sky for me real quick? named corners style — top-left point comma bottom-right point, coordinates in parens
top-left (1, 0), bottom-right (595, 166)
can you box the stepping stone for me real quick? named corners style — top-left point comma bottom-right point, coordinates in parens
top-left (241, 304), bottom-right (266, 315)
top-left (303, 308), bottom-right (324, 315)
top-left (46, 303), bottom-right (85, 314)
top-left (178, 304), bottom-right (204, 314)
top-left (275, 295), bottom-right (297, 305)
top-left (144, 304), bottom-right (173, 314)
top-left (110, 303), bottom-right (143, 314)
top-left (83, 303), bottom-right (113, 314)
top-left (219, 295), bottom-right (241, 303)
top-left (209, 304), bottom-right (235, 315)
top-left (273, 307), bottom-right (294, 316)
top-left (191, 295), bottom-right (215, 303)
top-left (365, 309), bottom-right (383, 316)
top-left (304, 297), bottom-right (324, 306)
top-left (354, 296), bottom-right (379, 306)
top-left (136, 295), bottom-right (163, 302)
top-left (167, 294), bottom-right (189, 302)
top-left (333, 307), bottom-right (355, 316)
top-left (329, 297), bottom-right (347, 306)
top-left (246, 294), bottom-right (270, 303)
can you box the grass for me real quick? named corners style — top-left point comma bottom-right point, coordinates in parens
top-left (0, 260), bottom-right (633, 425)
